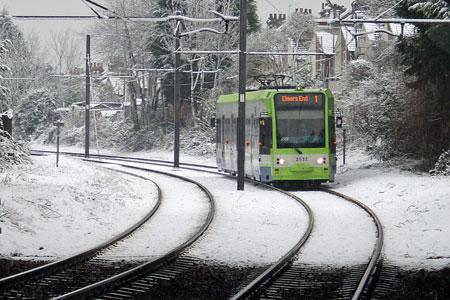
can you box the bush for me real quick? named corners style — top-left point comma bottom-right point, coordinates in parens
top-left (430, 149), bottom-right (450, 176)
top-left (0, 130), bottom-right (30, 170)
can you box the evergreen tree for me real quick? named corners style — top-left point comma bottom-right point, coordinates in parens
top-left (396, 0), bottom-right (450, 161)
top-left (0, 12), bottom-right (38, 109)
top-left (15, 89), bottom-right (58, 140)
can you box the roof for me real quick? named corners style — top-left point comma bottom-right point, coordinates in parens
top-left (389, 23), bottom-right (416, 36)
top-left (316, 31), bottom-right (337, 54)
top-left (363, 23), bottom-right (384, 41)
top-left (341, 27), bottom-right (357, 52)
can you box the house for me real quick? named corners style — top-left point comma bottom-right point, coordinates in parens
top-left (262, 3), bottom-right (417, 92)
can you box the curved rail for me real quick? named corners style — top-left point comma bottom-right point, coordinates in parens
top-left (32, 150), bottom-right (315, 299)
top-left (91, 155), bottom-right (382, 300)
top-left (230, 187), bottom-right (314, 300)
top-left (31, 149), bottom-right (217, 170)
top-left (322, 187), bottom-right (384, 300)
top-left (52, 159), bottom-right (216, 299)
top-left (0, 169), bottom-right (162, 288)
top-left (29, 150), bottom-right (382, 299)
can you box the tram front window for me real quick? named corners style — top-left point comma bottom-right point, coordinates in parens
top-left (275, 93), bottom-right (325, 148)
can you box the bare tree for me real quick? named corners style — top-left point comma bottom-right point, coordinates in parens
top-left (48, 28), bottom-right (83, 75)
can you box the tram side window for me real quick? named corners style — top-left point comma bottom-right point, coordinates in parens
top-left (259, 117), bottom-right (272, 154)
top-left (225, 118), bottom-right (230, 143)
top-left (329, 116), bottom-right (336, 153)
top-left (216, 118), bottom-right (222, 143)
top-left (231, 116), bottom-right (236, 144)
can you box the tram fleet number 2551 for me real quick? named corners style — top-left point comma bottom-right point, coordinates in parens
top-left (213, 87), bottom-right (342, 189)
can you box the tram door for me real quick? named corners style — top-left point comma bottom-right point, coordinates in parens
top-left (249, 115), bottom-right (255, 177)
top-left (221, 115), bottom-right (225, 159)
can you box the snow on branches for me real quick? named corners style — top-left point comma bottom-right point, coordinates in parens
top-left (430, 148), bottom-right (450, 176)
top-left (409, 0), bottom-right (450, 19)
top-left (0, 132), bottom-right (31, 170)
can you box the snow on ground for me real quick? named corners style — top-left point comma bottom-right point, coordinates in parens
top-left (92, 167), bottom-right (211, 261)
top-left (0, 155), bottom-right (157, 259)
top-left (291, 191), bottom-right (377, 267)
top-left (1, 145), bottom-right (449, 271)
top-left (328, 149), bottom-right (450, 270)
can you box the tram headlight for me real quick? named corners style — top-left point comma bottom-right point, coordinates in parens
top-left (277, 158), bottom-right (286, 165)
top-left (317, 157), bottom-right (327, 164)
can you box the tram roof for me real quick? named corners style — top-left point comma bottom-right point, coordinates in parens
top-left (217, 88), bottom-right (332, 104)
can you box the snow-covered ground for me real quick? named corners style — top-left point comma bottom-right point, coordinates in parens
top-left (329, 149), bottom-right (450, 269)
top-left (0, 155), bottom-right (157, 258)
top-left (1, 146), bottom-right (449, 271)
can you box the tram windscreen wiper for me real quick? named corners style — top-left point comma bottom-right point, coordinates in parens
top-left (295, 148), bottom-right (303, 154)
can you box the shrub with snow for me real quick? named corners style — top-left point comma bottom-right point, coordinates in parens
top-left (430, 149), bottom-right (450, 176)
top-left (0, 130), bottom-right (30, 170)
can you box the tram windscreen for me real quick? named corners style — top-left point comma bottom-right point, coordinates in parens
top-left (275, 93), bottom-right (326, 148)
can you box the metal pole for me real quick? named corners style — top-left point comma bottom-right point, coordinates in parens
top-left (237, 0), bottom-right (247, 191)
top-left (56, 125), bottom-right (60, 167)
top-left (343, 128), bottom-right (346, 165)
top-left (85, 35), bottom-right (91, 158)
top-left (174, 15), bottom-right (181, 169)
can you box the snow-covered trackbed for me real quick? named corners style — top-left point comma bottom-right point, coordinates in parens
top-left (5, 151), bottom-right (386, 299)
top-left (74, 153), bottom-right (384, 300)
top-left (0, 162), bottom-right (215, 299)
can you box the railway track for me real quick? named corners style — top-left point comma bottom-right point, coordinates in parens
top-left (17, 150), bottom-right (385, 299)
top-left (235, 189), bottom-right (384, 300)
top-left (81, 154), bottom-right (383, 300)
top-left (0, 162), bottom-right (215, 299)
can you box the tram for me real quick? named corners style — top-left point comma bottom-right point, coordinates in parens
top-left (215, 87), bottom-right (339, 188)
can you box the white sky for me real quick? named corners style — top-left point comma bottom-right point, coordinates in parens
top-left (0, 0), bottom-right (96, 45)
top-left (0, 0), bottom-right (356, 36)
top-left (0, 0), bottom-right (355, 61)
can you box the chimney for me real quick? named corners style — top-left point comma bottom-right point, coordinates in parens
top-left (309, 9), bottom-right (312, 14)
top-left (300, 8), bottom-right (303, 13)
top-left (322, 3), bottom-right (325, 9)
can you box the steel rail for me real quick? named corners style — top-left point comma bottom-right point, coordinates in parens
top-left (229, 186), bottom-right (314, 300)
top-left (31, 149), bottom-right (217, 170)
top-left (44, 152), bottom-right (315, 299)
top-left (321, 187), bottom-right (384, 300)
top-left (85, 154), bottom-right (382, 299)
top-left (0, 169), bottom-right (161, 288)
top-left (52, 159), bottom-right (216, 299)
top-left (91, 155), bottom-right (315, 300)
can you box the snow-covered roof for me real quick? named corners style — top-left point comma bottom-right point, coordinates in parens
top-left (316, 31), bottom-right (337, 54)
top-left (341, 27), bottom-right (357, 52)
top-left (362, 23), bottom-right (384, 41)
top-left (389, 23), bottom-right (416, 37)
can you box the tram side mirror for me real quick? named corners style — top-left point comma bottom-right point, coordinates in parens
top-left (210, 117), bottom-right (216, 128)
top-left (336, 116), bottom-right (343, 128)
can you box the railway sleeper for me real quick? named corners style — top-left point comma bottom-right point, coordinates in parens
top-left (106, 291), bottom-right (133, 298)
top-left (100, 295), bottom-right (126, 300)
top-left (148, 274), bottom-right (171, 281)
top-left (130, 282), bottom-right (151, 289)
top-left (120, 286), bottom-right (146, 293)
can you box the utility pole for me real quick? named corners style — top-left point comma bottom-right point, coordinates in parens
top-left (174, 12), bottom-right (182, 169)
top-left (237, 0), bottom-right (247, 191)
top-left (85, 35), bottom-right (91, 158)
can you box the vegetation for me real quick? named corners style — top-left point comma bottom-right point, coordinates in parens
top-left (0, 19), bottom-right (30, 169)
top-left (0, 0), bottom-right (449, 173)
top-left (338, 0), bottom-right (449, 170)
top-left (396, 0), bottom-right (450, 162)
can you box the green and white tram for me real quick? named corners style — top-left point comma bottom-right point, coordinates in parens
top-left (215, 87), bottom-right (338, 189)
